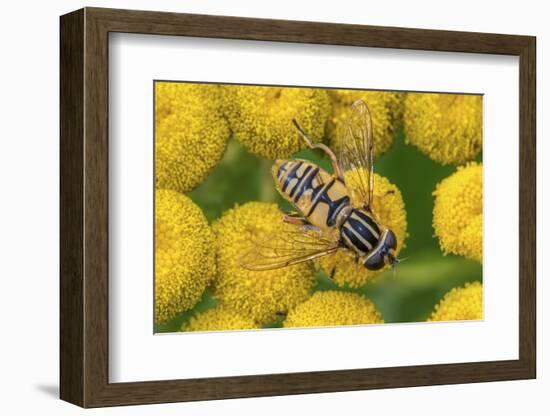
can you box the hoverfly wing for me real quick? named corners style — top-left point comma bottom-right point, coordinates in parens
top-left (239, 226), bottom-right (341, 271)
top-left (338, 100), bottom-right (375, 211)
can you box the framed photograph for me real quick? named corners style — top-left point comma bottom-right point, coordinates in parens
top-left (60, 7), bottom-right (536, 408)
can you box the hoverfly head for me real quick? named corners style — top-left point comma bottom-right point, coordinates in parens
top-left (362, 228), bottom-right (398, 271)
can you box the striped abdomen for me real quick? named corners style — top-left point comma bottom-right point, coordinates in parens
top-left (272, 159), bottom-right (350, 231)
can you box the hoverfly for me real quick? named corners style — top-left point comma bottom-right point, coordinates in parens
top-left (240, 100), bottom-right (399, 272)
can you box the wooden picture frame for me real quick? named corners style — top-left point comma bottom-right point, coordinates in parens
top-left (60, 7), bottom-right (536, 408)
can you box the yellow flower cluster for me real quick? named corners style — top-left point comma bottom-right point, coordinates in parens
top-left (153, 82), bottom-right (485, 331)
top-left (326, 90), bottom-right (404, 158)
top-left (284, 291), bottom-right (384, 328)
top-left (318, 171), bottom-right (407, 287)
top-left (404, 93), bottom-right (482, 165)
top-left (429, 281), bottom-right (483, 321)
top-left (184, 305), bottom-right (260, 332)
top-left (155, 189), bottom-right (216, 324)
top-left (222, 85), bottom-right (331, 159)
top-left (212, 202), bottom-right (316, 324)
top-left (433, 162), bottom-right (482, 262)
top-left (155, 82), bottom-right (231, 193)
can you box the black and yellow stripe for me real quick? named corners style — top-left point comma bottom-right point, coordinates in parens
top-left (273, 159), bottom-right (350, 231)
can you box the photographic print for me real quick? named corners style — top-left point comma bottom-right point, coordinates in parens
top-left (153, 82), bottom-right (483, 333)
top-left (60, 9), bottom-right (535, 406)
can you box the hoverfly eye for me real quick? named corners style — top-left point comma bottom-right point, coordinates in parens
top-left (363, 252), bottom-right (384, 271)
top-left (385, 229), bottom-right (397, 250)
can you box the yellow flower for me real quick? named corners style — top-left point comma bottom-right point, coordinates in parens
top-left (155, 82), bottom-right (230, 193)
top-left (155, 189), bottom-right (216, 324)
top-left (327, 90), bottom-right (404, 158)
top-left (222, 85), bottom-right (330, 159)
top-left (155, 82), bottom-right (186, 123)
top-left (317, 171), bottom-right (408, 288)
top-left (404, 93), bottom-right (482, 165)
top-left (212, 202), bottom-right (316, 324)
top-left (429, 281), bottom-right (483, 321)
top-left (284, 291), bottom-right (384, 328)
top-left (433, 162), bottom-right (482, 262)
top-left (183, 305), bottom-right (260, 332)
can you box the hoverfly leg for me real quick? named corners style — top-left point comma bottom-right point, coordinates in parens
top-left (282, 213), bottom-right (322, 232)
top-left (292, 119), bottom-right (345, 181)
top-left (282, 213), bottom-right (310, 227)
top-left (280, 208), bottom-right (299, 215)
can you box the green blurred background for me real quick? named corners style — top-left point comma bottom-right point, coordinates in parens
top-left (155, 129), bottom-right (482, 333)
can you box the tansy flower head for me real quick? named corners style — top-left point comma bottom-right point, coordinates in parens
top-left (284, 291), bottom-right (384, 328)
top-left (155, 189), bottom-right (216, 324)
top-left (155, 82), bottom-right (230, 193)
top-left (183, 305), bottom-right (260, 332)
top-left (222, 85), bottom-right (330, 159)
top-left (404, 93), bottom-right (482, 165)
top-left (433, 162), bottom-right (482, 262)
top-left (429, 281), bottom-right (483, 321)
top-left (317, 171), bottom-right (408, 288)
top-left (327, 90), bottom-right (404, 158)
top-left (155, 82), bottom-right (187, 123)
top-left (212, 202), bottom-right (316, 324)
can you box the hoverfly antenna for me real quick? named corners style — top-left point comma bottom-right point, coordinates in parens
top-left (396, 255), bottom-right (411, 264)
top-left (389, 253), bottom-right (403, 279)
top-left (392, 255), bottom-right (410, 279)
top-left (388, 254), bottom-right (408, 278)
